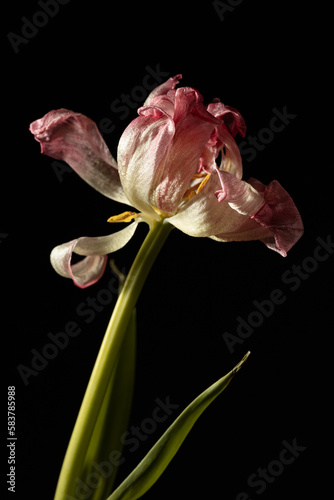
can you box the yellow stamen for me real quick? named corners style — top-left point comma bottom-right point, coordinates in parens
top-left (183, 185), bottom-right (199, 201)
top-left (182, 173), bottom-right (211, 202)
top-left (107, 211), bottom-right (138, 223)
top-left (192, 172), bottom-right (207, 179)
top-left (196, 173), bottom-right (211, 194)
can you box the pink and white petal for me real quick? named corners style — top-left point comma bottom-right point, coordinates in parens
top-left (30, 109), bottom-right (129, 205)
top-left (168, 171), bottom-right (265, 237)
top-left (117, 107), bottom-right (175, 216)
top-left (50, 239), bottom-right (108, 288)
top-left (248, 178), bottom-right (304, 256)
top-left (214, 170), bottom-right (264, 213)
top-left (50, 222), bottom-right (139, 288)
top-left (210, 218), bottom-right (278, 244)
top-left (143, 74), bottom-right (182, 107)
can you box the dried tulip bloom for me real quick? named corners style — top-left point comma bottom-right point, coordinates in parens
top-left (30, 75), bottom-right (303, 288)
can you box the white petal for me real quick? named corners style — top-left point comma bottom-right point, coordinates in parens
top-left (168, 171), bottom-right (264, 237)
top-left (50, 222), bottom-right (139, 288)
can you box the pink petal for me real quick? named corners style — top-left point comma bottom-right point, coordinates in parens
top-left (29, 109), bottom-right (129, 204)
top-left (199, 124), bottom-right (243, 179)
top-left (207, 100), bottom-right (247, 138)
top-left (152, 88), bottom-right (221, 213)
top-left (50, 222), bottom-right (139, 288)
top-left (173, 86), bottom-right (220, 126)
top-left (143, 74), bottom-right (182, 107)
top-left (249, 178), bottom-right (304, 256)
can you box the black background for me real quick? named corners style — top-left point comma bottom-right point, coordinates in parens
top-left (3, 1), bottom-right (331, 499)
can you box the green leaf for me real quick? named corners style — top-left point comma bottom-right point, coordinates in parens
top-left (81, 308), bottom-right (137, 500)
top-left (107, 352), bottom-right (251, 500)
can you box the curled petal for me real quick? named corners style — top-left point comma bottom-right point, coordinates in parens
top-left (216, 125), bottom-right (243, 179)
top-left (214, 169), bottom-right (264, 214)
top-left (207, 100), bottom-right (247, 138)
top-left (29, 109), bottom-right (129, 204)
top-left (173, 86), bottom-right (220, 126)
top-left (249, 178), bottom-right (304, 256)
top-left (199, 125), bottom-right (243, 179)
top-left (51, 243), bottom-right (108, 289)
top-left (143, 74), bottom-right (182, 108)
top-left (50, 222), bottom-right (139, 288)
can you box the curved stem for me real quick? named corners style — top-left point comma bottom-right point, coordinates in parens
top-left (54, 220), bottom-right (173, 500)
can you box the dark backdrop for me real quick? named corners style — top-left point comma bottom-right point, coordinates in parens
top-left (3, 1), bottom-right (330, 499)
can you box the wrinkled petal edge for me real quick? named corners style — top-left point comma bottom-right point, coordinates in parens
top-left (249, 178), bottom-right (304, 256)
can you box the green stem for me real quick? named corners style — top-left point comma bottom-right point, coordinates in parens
top-left (54, 220), bottom-right (173, 500)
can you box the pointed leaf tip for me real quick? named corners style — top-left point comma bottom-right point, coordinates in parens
top-left (106, 352), bottom-right (251, 500)
top-left (232, 351), bottom-right (251, 375)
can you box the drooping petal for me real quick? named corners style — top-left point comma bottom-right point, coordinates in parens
top-left (51, 242), bottom-right (108, 289)
top-left (117, 107), bottom-right (175, 217)
top-left (29, 109), bottom-right (129, 204)
top-left (50, 222), bottom-right (139, 288)
top-left (213, 179), bottom-right (303, 257)
top-left (248, 178), bottom-right (304, 256)
top-left (169, 170), bottom-right (265, 237)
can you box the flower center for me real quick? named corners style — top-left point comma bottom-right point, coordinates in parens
top-left (182, 172), bottom-right (211, 202)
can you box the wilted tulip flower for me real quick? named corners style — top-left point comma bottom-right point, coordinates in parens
top-left (30, 74), bottom-right (303, 288)
top-left (30, 74), bottom-right (305, 500)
